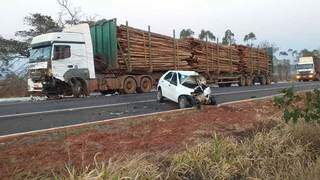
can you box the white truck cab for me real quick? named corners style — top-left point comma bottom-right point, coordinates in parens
top-left (28, 24), bottom-right (96, 97)
top-left (296, 57), bottom-right (319, 81)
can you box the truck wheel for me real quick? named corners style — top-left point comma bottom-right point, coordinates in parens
top-left (245, 76), bottom-right (253, 86)
top-left (138, 77), bottom-right (152, 93)
top-left (123, 77), bottom-right (137, 94)
top-left (266, 76), bottom-right (272, 85)
top-left (260, 75), bottom-right (267, 85)
top-left (238, 76), bottom-right (246, 87)
top-left (157, 89), bottom-right (164, 102)
top-left (72, 80), bottom-right (86, 98)
top-left (178, 96), bottom-right (190, 109)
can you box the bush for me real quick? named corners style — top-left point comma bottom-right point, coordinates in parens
top-left (274, 87), bottom-right (320, 124)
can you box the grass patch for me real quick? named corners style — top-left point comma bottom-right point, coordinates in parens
top-left (35, 121), bottom-right (320, 180)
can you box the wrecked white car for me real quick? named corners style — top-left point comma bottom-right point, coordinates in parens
top-left (157, 71), bottom-right (216, 109)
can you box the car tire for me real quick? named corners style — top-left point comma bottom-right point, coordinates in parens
top-left (209, 96), bottom-right (217, 105)
top-left (157, 89), bottom-right (164, 103)
top-left (178, 96), bottom-right (189, 109)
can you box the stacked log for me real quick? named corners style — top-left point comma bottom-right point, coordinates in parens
top-left (183, 38), bottom-right (241, 74)
top-left (117, 25), bottom-right (193, 72)
top-left (237, 45), bottom-right (271, 74)
top-left (111, 25), bottom-right (271, 76)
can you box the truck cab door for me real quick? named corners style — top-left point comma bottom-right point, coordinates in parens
top-left (51, 43), bottom-right (88, 81)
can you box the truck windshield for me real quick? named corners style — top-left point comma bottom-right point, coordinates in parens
top-left (29, 46), bottom-right (52, 63)
top-left (297, 64), bottom-right (313, 70)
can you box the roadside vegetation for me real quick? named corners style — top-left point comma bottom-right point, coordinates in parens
top-left (45, 122), bottom-right (320, 179)
top-left (14, 89), bottom-right (318, 180)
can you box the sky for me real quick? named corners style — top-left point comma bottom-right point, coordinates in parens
top-left (1, 0), bottom-right (320, 53)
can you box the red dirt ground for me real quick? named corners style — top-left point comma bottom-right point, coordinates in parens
top-left (0, 99), bottom-right (280, 179)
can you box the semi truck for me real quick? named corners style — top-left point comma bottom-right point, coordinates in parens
top-left (27, 19), bottom-right (272, 98)
top-left (296, 57), bottom-right (320, 81)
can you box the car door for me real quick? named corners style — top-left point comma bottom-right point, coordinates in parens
top-left (160, 72), bottom-right (173, 98)
top-left (167, 73), bottom-right (179, 102)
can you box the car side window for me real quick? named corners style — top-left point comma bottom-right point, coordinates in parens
top-left (164, 72), bottom-right (173, 82)
top-left (170, 73), bottom-right (177, 86)
top-left (53, 45), bottom-right (71, 60)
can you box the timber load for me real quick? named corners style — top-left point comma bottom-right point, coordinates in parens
top-left (117, 25), bottom-right (193, 73)
top-left (95, 22), bottom-right (271, 78)
top-left (183, 38), bottom-right (241, 75)
top-left (237, 45), bottom-right (271, 75)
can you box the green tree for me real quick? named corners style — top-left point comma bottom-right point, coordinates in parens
top-left (180, 29), bottom-right (194, 39)
top-left (0, 36), bottom-right (29, 77)
top-left (198, 30), bottom-right (216, 41)
top-left (299, 49), bottom-right (314, 57)
top-left (222, 29), bottom-right (235, 46)
top-left (15, 13), bottom-right (61, 42)
top-left (244, 32), bottom-right (256, 45)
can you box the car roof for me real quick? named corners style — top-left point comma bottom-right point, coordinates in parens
top-left (168, 70), bottom-right (199, 76)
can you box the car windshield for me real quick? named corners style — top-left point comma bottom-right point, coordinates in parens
top-left (297, 64), bottom-right (313, 70)
top-left (29, 46), bottom-right (52, 63)
top-left (179, 74), bottom-right (202, 89)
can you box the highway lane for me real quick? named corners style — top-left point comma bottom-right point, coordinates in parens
top-left (0, 81), bottom-right (319, 136)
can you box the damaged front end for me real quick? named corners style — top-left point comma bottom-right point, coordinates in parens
top-left (181, 75), bottom-right (216, 107)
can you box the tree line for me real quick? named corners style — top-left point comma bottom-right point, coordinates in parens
top-left (1, 0), bottom-right (319, 82)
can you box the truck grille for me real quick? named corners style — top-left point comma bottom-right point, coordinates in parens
top-left (28, 69), bottom-right (47, 81)
top-left (299, 71), bottom-right (311, 75)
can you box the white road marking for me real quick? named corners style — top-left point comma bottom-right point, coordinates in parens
top-left (0, 100), bottom-right (156, 119)
top-left (0, 88), bottom-right (318, 138)
top-left (1, 83), bottom-right (319, 119)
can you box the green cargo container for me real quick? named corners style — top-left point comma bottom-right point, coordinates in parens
top-left (90, 19), bottom-right (118, 69)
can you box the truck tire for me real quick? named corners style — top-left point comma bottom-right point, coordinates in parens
top-left (260, 75), bottom-right (267, 85)
top-left (72, 80), bottom-right (86, 98)
top-left (138, 77), bottom-right (152, 93)
top-left (245, 76), bottom-right (253, 86)
top-left (266, 76), bottom-right (272, 85)
top-left (178, 96), bottom-right (190, 109)
top-left (123, 77), bottom-right (137, 94)
top-left (238, 76), bottom-right (246, 87)
top-left (157, 89), bottom-right (164, 103)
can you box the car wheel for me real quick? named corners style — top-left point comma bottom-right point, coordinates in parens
top-left (209, 96), bottom-right (217, 105)
top-left (178, 96), bottom-right (189, 109)
top-left (157, 89), bottom-right (164, 102)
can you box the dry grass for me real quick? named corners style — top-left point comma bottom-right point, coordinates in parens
top-left (0, 75), bottom-right (27, 98)
top-left (33, 120), bottom-right (320, 180)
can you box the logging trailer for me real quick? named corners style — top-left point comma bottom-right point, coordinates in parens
top-left (27, 19), bottom-right (272, 98)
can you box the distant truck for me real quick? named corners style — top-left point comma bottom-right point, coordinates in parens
top-left (27, 19), bottom-right (272, 98)
top-left (296, 57), bottom-right (320, 81)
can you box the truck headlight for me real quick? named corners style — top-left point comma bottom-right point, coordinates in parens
top-left (309, 74), bottom-right (314, 78)
top-left (296, 75), bottom-right (301, 79)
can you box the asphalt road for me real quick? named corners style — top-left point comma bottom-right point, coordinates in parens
top-left (0, 81), bottom-right (320, 136)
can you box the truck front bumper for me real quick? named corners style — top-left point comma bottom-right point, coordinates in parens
top-left (296, 74), bottom-right (316, 81)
